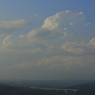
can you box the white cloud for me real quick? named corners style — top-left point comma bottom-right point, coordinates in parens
top-left (1, 10), bottom-right (93, 54)
top-left (61, 41), bottom-right (87, 54)
top-left (0, 19), bottom-right (30, 28)
top-left (42, 16), bottom-right (58, 30)
top-left (35, 55), bottom-right (95, 71)
top-left (2, 35), bottom-right (12, 45)
top-left (26, 10), bottom-right (87, 45)
top-left (89, 38), bottom-right (95, 46)
top-left (61, 40), bottom-right (95, 55)
top-left (42, 10), bottom-right (86, 31)
top-left (0, 19), bottom-right (31, 35)
top-left (85, 23), bottom-right (90, 26)
top-left (1, 10), bottom-right (95, 56)
top-left (0, 10), bottom-right (95, 80)
top-left (7, 54), bottom-right (95, 71)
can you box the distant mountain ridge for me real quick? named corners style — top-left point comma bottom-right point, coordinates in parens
top-left (0, 80), bottom-right (95, 95)
top-left (0, 80), bottom-right (95, 88)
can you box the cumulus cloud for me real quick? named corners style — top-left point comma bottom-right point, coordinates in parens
top-left (36, 55), bottom-right (95, 70)
top-left (0, 10), bottom-right (95, 80)
top-left (61, 42), bottom-right (85, 54)
top-left (2, 35), bottom-right (12, 45)
top-left (0, 19), bottom-right (31, 35)
top-left (61, 40), bottom-right (95, 55)
top-left (1, 10), bottom-right (93, 53)
top-left (42, 10), bottom-right (86, 30)
top-left (24, 10), bottom-right (93, 52)
top-left (8, 54), bottom-right (95, 72)
top-left (1, 10), bottom-right (95, 58)
top-left (25, 10), bottom-right (88, 46)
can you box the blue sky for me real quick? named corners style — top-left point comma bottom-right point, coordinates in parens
top-left (0, 0), bottom-right (95, 21)
top-left (0, 0), bottom-right (95, 80)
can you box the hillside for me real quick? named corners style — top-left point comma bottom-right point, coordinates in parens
top-left (0, 82), bottom-right (95, 95)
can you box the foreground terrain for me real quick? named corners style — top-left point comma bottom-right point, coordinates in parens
top-left (0, 80), bottom-right (95, 95)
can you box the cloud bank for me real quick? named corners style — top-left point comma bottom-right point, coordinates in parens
top-left (0, 10), bottom-right (95, 80)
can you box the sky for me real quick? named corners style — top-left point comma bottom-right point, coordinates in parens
top-left (0, 0), bottom-right (95, 80)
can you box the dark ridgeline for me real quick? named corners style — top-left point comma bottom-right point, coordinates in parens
top-left (0, 81), bottom-right (95, 95)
